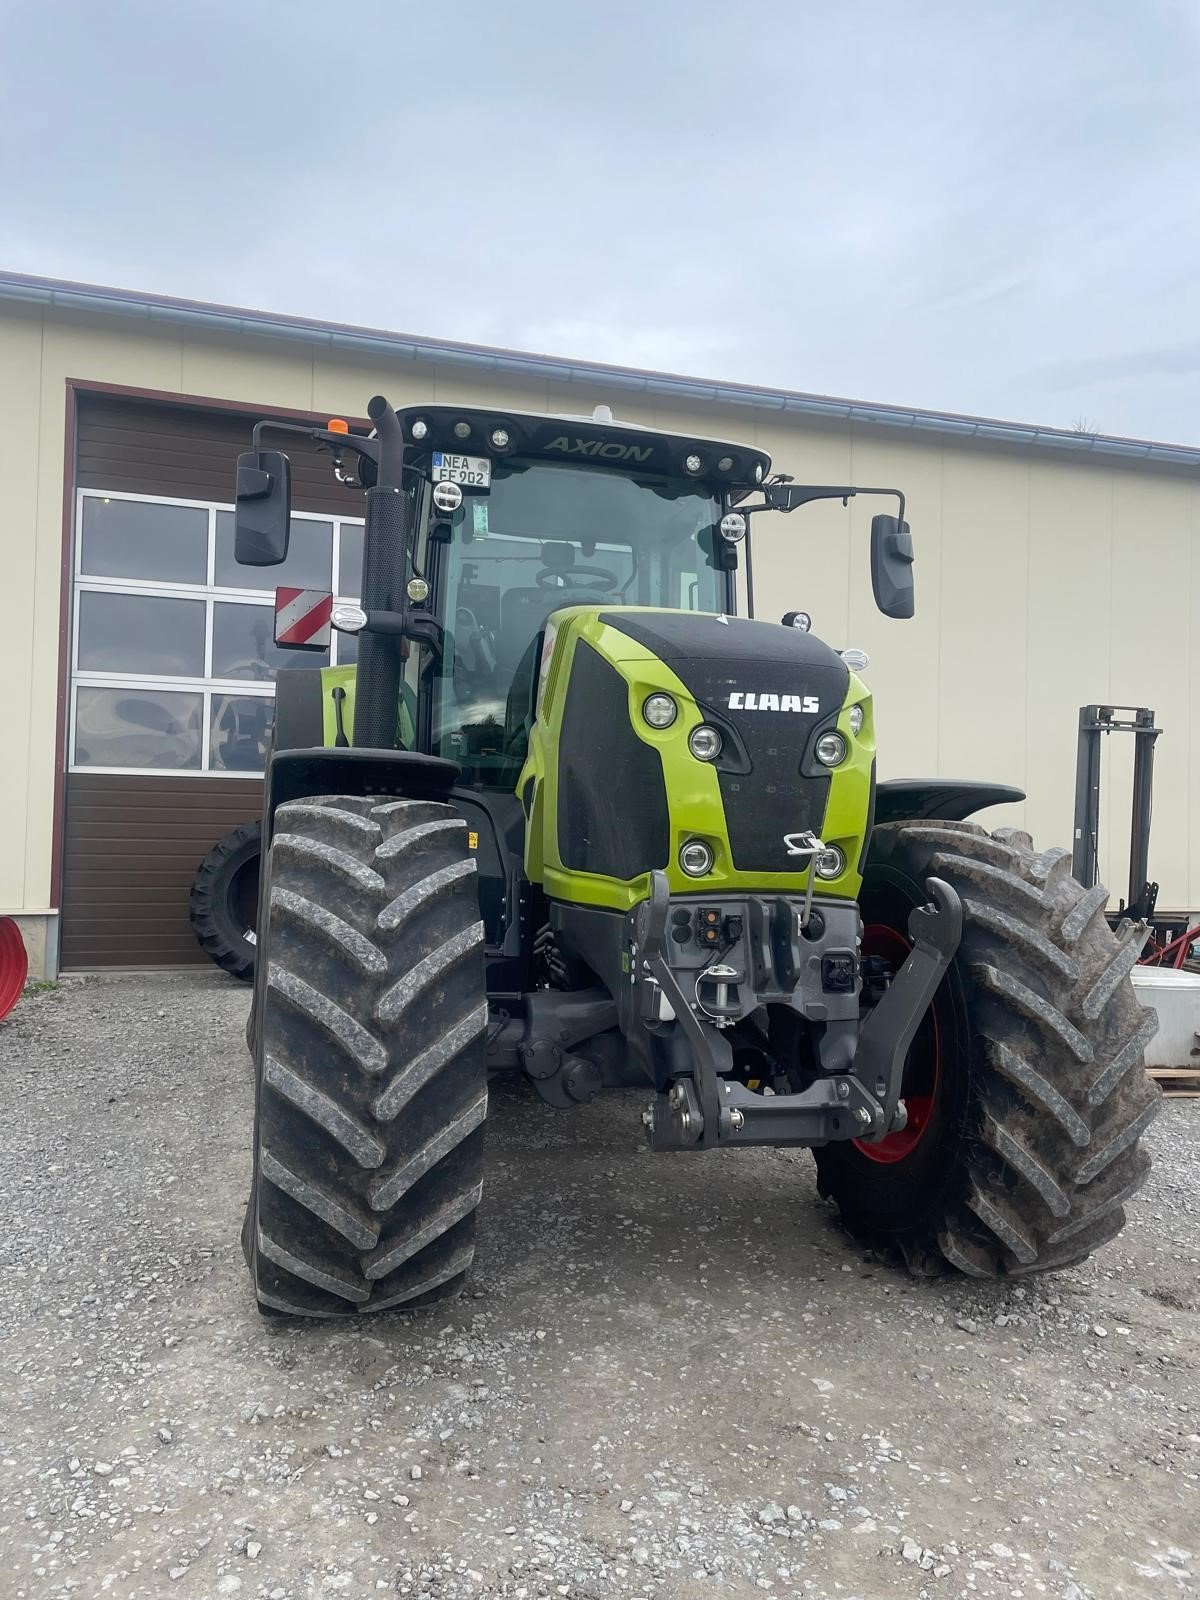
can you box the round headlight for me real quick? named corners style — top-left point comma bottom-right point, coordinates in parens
top-left (754, 462), bottom-right (764, 483)
top-left (679, 839), bottom-right (713, 877)
top-left (490, 427), bottom-right (510, 450)
top-left (782, 610), bottom-right (811, 633)
top-left (815, 845), bottom-right (846, 880)
top-left (717, 455), bottom-right (734, 473)
top-left (685, 453), bottom-right (704, 474)
top-left (409, 418), bottom-right (429, 442)
top-left (719, 512), bottom-right (747, 544)
top-left (453, 420), bottom-right (472, 440)
top-left (688, 724), bottom-right (723, 762)
top-left (406, 577), bottom-right (430, 604)
top-left (331, 602), bottom-right (367, 634)
top-left (642, 693), bottom-right (678, 729)
top-left (815, 731), bottom-right (848, 767)
top-left (849, 704), bottom-right (864, 736)
top-left (433, 481), bottom-right (463, 513)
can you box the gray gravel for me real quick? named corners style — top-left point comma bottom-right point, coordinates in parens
top-left (0, 972), bottom-right (1197, 1600)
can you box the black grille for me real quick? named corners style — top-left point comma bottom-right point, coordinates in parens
top-left (558, 641), bottom-right (670, 881)
top-left (598, 611), bottom-right (849, 873)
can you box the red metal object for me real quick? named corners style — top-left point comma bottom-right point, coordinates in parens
top-left (1140, 922), bottom-right (1200, 970)
top-left (0, 917), bottom-right (28, 1020)
top-left (853, 923), bottom-right (941, 1165)
top-left (274, 586), bottom-right (333, 650)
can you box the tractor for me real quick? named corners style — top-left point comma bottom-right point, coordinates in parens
top-left (234, 395), bottom-right (1159, 1317)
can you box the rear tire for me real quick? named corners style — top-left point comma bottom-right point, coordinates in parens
top-left (814, 820), bottom-right (1160, 1278)
top-left (242, 795), bottom-right (488, 1317)
top-left (190, 822), bottom-right (262, 983)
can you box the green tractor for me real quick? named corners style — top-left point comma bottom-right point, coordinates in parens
top-left (235, 395), bottom-right (1158, 1316)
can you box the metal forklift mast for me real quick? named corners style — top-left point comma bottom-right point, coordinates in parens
top-left (1071, 704), bottom-right (1161, 921)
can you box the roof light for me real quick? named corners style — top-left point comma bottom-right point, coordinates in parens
top-left (717, 455), bottom-right (734, 473)
top-left (453, 420), bottom-right (472, 440)
top-left (409, 418), bottom-right (429, 442)
top-left (490, 427), bottom-right (511, 450)
top-left (327, 418), bottom-right (349, 434)
top-left (685, 453), bottom-right (704, 474)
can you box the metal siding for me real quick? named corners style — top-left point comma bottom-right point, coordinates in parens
top-left (60, 773), bottom-right (261, 969)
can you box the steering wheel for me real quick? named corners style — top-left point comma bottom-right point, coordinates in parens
top-left (536, 564), bottom-right (620, 592)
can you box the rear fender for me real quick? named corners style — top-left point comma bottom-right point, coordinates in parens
top-left (873, 779), bottom-right (1025, 826)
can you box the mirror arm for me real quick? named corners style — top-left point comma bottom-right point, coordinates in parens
top-left (736, 484), bottom-right (906, 523)
top-left (250, 418), bottom-right (382, 472)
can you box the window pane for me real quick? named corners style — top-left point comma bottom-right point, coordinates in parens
top-left (338, 524), bottom-right (363, 597)
top-left (77, 590), bottom-right (206, 676)
top-left (74, 686), bottom-right (202, 769)
top-left (333, 628), bottom-right (357, 666)
top-left (212, 601), bottom-right (328, 679)
top-left (79, 497), bottom-right (208, 584)
top-left (210, 693), bottom-right (274, 772)
top-left (214, 512), bottom-right (333, 591)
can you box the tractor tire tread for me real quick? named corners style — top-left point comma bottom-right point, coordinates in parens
top-left (817, 820), bottom-right (1160, 1279)
top-left (244, 794), bottom-right (487, 1317)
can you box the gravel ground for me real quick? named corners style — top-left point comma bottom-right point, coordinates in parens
top-left (0, 973), bottom-right (1197, 1600)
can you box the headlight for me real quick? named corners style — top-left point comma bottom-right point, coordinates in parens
top-left (490, 427), bottom-right (510, 450)
top-left (719, 512), bottom-right (747, 544)
top-left (679, 839), bottom-right (713, 876)
top-left (433, 481), bottom-right (463, 513)
top-left (688, 724), bottom-right (723, 761)
top-left (815, 846), bottom-right (845, 880)
top-left (406, 577), bottom-right (430, 604)
top-left (848, 704), bottom-right (864, 736)
top-left (409, 418), bottom-right (429, 442)
top-left (815, 731), bottom-right (848, 767)
top-left (453, 420), bottom-right (472, 440)
top-left (331, 603), bottom-right (367, 634)
top-left (642, 693), bottom-right (678, 729)
top-left (685, 453), bottom-right (704, 474)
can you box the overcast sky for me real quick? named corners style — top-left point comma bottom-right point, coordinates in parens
top-left (3, 1), bottom-right (1198, 443)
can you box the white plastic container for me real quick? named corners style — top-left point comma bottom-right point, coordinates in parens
top-left (1130, 965), bottom-right (1200, 1070)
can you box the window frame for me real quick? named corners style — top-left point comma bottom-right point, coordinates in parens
top-left (70, 488), bottom-right (363, 778)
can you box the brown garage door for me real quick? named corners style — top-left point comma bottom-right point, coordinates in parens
top-left (59, 391), bottom-right (364, 970)
top-left (61, 774), bottom-right (263, 970)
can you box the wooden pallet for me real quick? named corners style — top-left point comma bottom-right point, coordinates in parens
top-left (1148, 1066), bottom-right (1200, 1098)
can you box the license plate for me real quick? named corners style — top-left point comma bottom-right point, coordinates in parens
top-left (432, 451), bottom-right (491, 489)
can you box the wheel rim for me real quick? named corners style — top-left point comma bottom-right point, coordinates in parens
top-left (230, 854), bottom-right (260, 945)
top-left (853, 922), bottom-right (941, 1164)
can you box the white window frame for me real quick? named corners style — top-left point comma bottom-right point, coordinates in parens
top-left (70, 488), bottom-right (363, 778)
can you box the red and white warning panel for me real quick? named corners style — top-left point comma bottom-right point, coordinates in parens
top-left (274, 587), bottom-right (333, 651)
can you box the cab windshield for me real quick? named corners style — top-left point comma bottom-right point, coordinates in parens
top-left (431, 458), bottom-right (724, 788)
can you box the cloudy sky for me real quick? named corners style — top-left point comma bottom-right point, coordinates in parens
top-left (3, 1), bottom-right (1198, 443)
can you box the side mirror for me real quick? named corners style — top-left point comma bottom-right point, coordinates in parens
top-left (870, 513), bottom-right (915, 619)
top-left (234, 449), bottom-right (292, 566)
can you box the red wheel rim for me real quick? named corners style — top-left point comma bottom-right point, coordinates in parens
top-left (0, 916), bottom-right (28, 1020)
top-left (853, 923), bottom-right (941, 1164)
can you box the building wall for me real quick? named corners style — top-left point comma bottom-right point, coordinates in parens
top-left (2, 302), bottom-right (1198, 976)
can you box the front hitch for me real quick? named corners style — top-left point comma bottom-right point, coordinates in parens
top-left (850, 877), bottom-right (962, 1140)
top-left (637, 871), bottom-right (962, 1151)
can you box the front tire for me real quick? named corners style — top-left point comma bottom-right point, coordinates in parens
top-left (242, 795), bottom-right (488, 1316)
top-left (814, 820), bottom-right (1160, 1278)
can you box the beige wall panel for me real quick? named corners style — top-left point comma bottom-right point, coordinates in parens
top-left (749, 414), bottom-right (857, 667)
top-left (1022, 460), bottom-right (1114, 857)
top-left (181, 331), bottom-right (313, 410)
top-left (0, 312), bottom-right (47, 908)
top-left (433, 367), bottom-right (550, 414)
top-left (313, 354), bottom-right (440, 418)
top-left (935, 449), bottom-right (1031, 830)
top-left (1104, 473), bottom-right (1194, 906)
top-left (545, 380), bottom-right (657, 428)
top-left (844, 433), bottom-right (946, 781)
